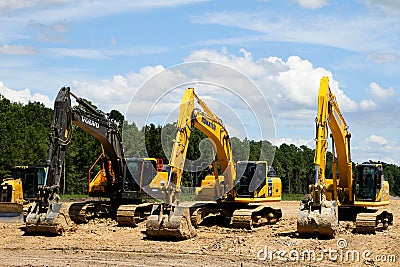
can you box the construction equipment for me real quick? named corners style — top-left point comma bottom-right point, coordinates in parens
top-left (0, 178), bottom-right (24, 223)
top-left (146, 88), bottom-right (282, 240)
top-left (25, 87), bottom-right (162, 235)
top-left (0, 166), bottom-right (46, 223)
top-left (10, 166), bottom-right (46, 200)
top-left (297, 76), bottom-right (393, 238)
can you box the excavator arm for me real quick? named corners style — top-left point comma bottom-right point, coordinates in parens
top-left (164, 88), bottom-right (235, 205)
top-left (44, 87), bottom-right (125, 200)
top-left (297, 77), bottom-right (345, 237)
top-left (312, 77), bottom-right (352, 206)
top-left (147, 87), bottom-right (236, 239)
top-left (42, 87), bottom-right (72, 200)
top-left (26, 87), bottom-right (126, 234)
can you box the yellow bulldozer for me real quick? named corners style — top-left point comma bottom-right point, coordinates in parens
top-left (0, 178), bottom-right (24, 223)
top-left (0, 166), bottom-right (46, 223)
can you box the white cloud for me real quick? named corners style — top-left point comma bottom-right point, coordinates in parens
top-left (47, 48), bottom-right (108, 59)
top-left (0, 0), bottom-right (70, 14)
top-left (0, 0), bottom-right (208, 44)
top-left (45, 46), bottom-right (169, 59)
top-left (353, 135), bottom-right (399, 164)
top-left (368, 82), bottom-right (396, 98)
top-left (29, 20), bottom-right (70, 43)
top-left (296, 0), bottom-right (328, 9)
top-left (56, 48), bottom-right (362, 140)
top-left (0, 44), bottom-right (38, 55)
top-left (0, 81), bottom-right (52, 107)
top-left (360, 99), bottom-right (377, 111)
top-left (0, 0), bottom-right (208, 20)
top-left (366, 52), bottom-right (400, 63)
top-left (275, 137), bottom-right (314, 148)
top-left (71, 65), bottom-right (165, 105)
top-left (360, 0), bottom-right (400, 15)
top-left (185, 48), bottom-right (358, 112)
top-left (94, 48), bottom-right (357, 141)
top-left (192, 10), bottom-right (399, 54)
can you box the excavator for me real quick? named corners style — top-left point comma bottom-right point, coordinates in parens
top-left (297, 76), bottom-right (393, 238)
top-left (25, 87), bottom-right (165, 234)
top-left (146, 88), bottom-right (282, 240)
top-left (0, 166), bottom-right (46, 223)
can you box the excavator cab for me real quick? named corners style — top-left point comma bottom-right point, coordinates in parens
top-left (12, 166), bottom-right (45, 200)
top-left (235, 161), bottom-right (281, 200)
top-left (235, 161), bottom-right (267, 197)
top-left (354, 164), bottom-right (385, 202)
top-left (123, 158), bottom-right (158, 197)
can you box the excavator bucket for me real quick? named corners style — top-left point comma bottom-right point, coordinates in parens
top-left (25, 201), bottom-right (72, 235)
top-left (146, 203), bottom-right (196, 240)
top-left (297, 200), bottom-right (339, 238)
top-left (0, 203), bottom-right (24, 223)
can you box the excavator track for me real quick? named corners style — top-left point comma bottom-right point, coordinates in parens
top-left (297, 200), bottom-right (339, 238)
top-left (355, 209), bottom-right (393, 234)
top-left (25, 202), bottom-right (72, 235)
top-left (69, 202), bottom-right (96, 223)
top-left (68, 201), bottom-right (112, 224)
top-left (116, 203), bottom-right (153, 227)
top-left (146, 203), bottom-right (196, 240)
top-left (231, 205), bottom-right (282, 229)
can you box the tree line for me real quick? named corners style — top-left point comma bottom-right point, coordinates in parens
top-left (1, 94), bottom-right (399, 196)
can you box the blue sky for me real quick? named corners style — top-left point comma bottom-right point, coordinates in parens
top-left (0, 0), bottom-right (399, 164)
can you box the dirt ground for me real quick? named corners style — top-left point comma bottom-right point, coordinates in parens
top-left (0, 200), bottom-right (398, 267)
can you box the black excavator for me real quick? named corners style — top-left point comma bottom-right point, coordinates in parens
top-left (25, 87), bottom-right (162, 234)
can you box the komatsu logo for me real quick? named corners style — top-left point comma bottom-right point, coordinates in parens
top-left (82, 116), bottom-right (99, 128)
top-left (202, 117), bottom-right (216, 131)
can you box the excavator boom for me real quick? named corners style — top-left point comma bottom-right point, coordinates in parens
top-left (297, 77), bottom-right (393, 238)
top-left (146, 88), bottom-right (282, 240)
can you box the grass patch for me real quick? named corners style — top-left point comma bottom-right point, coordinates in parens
top-left (59, 194), bottom-right (88, 200)
top-left (282, 193), bottom-right (304, 201)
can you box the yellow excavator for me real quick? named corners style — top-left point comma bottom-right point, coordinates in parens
top-left (25, 87), bottom-right (165, 234)
top-left (297, 76), bottom-right (393, 238)
top-left (0, 166), bottom-right (46, 223)
top-left (146, 88), bottom-right (282, 240)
